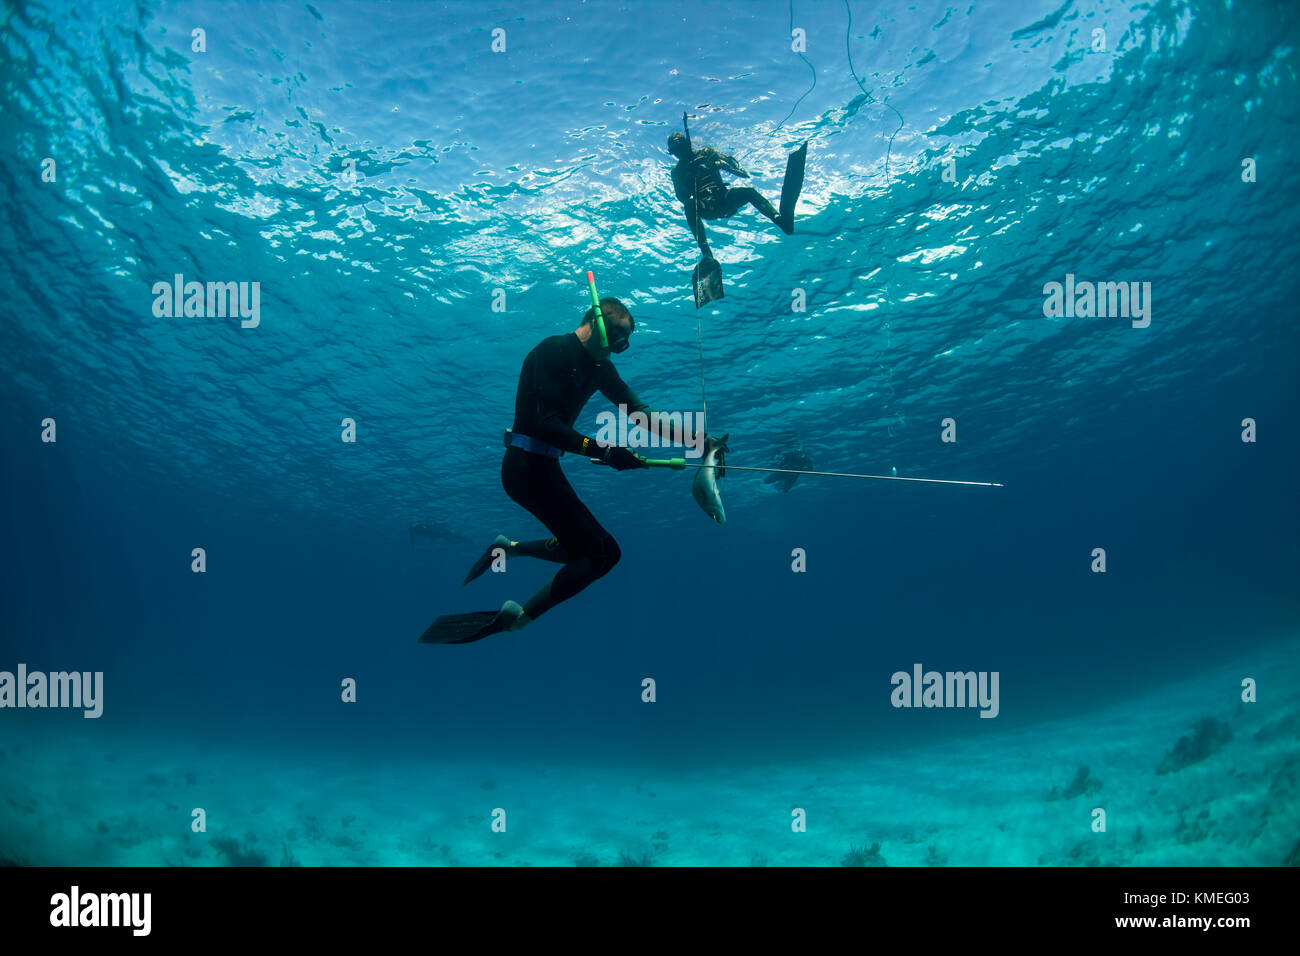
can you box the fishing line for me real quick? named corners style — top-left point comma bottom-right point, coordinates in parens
top-left (697, 316), bottom-right (709, 437)
top-left (674, 67), bottom-right (709, 390)
top-left (775, 0), bottom-right (818, 130)
top-left (844, 0), bottom-right (905, 183)
top-left (682, 112), bottom-right (714, 441)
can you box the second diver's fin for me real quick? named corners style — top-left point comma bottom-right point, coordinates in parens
top-left (692, 256), bottom-right (724, 308)
top-left (777, 142), bottom-right (807, 234)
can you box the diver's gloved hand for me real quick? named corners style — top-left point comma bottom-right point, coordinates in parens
top-left (605, 446), bottom-right (646, 471)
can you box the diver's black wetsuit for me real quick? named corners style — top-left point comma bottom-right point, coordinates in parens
top-left (671, 147), bottom-right (780, 254)
top-left (503, 332), bottom-right (649, 617)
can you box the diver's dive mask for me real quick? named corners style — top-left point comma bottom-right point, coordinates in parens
top-left (607, 317), bottom-right (633, 354)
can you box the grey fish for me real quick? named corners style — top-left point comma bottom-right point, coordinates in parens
top-left (691, 433), bottom-right (729, 524)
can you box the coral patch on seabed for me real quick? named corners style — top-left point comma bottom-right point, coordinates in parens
top-left (842, 841), bottom-right (889, 867)
top-left (1156, 718), bottom-right (1233, 776)
top-left (1046, 765), bottom-right (1102, 801)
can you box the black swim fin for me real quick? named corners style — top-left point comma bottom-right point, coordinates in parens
top-left (461, 534), bottom-right (511, 586)
top-left (418, 600), bottom-right (525, 644)
top-left (778, 142), bottom-right (807, 234)
top-left (692, 256), bottom-right (724, 308)
top-left (418, 611), bottom-right (500, 644)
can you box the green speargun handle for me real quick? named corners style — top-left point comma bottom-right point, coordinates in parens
top-left (588, 455), bottom-right (686, 470)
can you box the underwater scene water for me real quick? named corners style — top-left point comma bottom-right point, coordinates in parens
top-left (1, 0), bottom-right (1297, 868)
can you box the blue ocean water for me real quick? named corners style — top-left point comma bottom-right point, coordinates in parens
top-left (1, 0), bottom-right (1297, 867)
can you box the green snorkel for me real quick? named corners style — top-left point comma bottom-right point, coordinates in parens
top-left (585, 270), bottom-right (609, 350)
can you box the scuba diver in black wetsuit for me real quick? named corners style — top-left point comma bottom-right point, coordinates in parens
top-left (668, 121), bottom-right (807, 306)
top-left (419, 296), bottom-right (722, 645)
top-left (668, 132), bottom-right (788, 259)
top-left (668, 131), bottom-right (807, 251)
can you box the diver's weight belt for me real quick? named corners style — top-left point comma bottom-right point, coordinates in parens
top-left (504, 429), bottom-right (563, 459)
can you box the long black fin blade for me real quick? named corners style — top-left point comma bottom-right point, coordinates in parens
top-left (778, 142), bottom-right (808, 229)
top-left (418, 611), bottom-right (498, 644)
